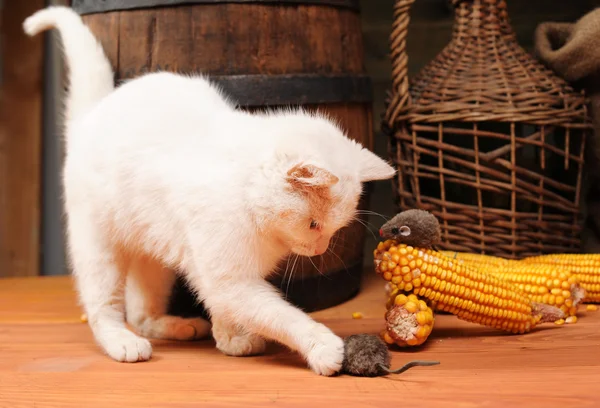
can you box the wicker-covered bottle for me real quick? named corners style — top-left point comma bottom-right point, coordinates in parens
top-left (383, 0), bottom-right (593, 259)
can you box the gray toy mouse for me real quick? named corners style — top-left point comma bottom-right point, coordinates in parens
top-left (379, 209), bottom-right (442, 250)
top-left (341, 334), bottom-right (440, 377)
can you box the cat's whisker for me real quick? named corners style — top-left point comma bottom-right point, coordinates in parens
top-left (355, 215), bottom-right (384, 232)
top-left (318, 252), bottom-right (328, 275)
top-left (329, 233), bottom-right (346, 252)
top-left (331, 232), bottom-right (342, 255)
top-left (326, 247), bottom-right (348, 273)
top-left (281, 255), bottom-right (292, 296)
top-left (356, 210), bottom-right (390, 221)
top-left (286, 253), bottom-right (301, 297)
top-left (308, 256), bottom-right (327, 278)
top-left (329, 234), bottom-right (352, 251)
top-left (285, 254), bottom-right (300, 298)
top-left (353, 217), bottom-right (378, 241)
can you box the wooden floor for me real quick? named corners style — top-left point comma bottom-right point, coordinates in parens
top-left (1, 272), bottom-right (599, 408)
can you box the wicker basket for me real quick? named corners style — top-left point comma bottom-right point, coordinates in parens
top-left (383, 0), bottom-right (594, 259)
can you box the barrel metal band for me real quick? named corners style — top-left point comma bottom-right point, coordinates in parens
top-left (72, 0), bottom-right (361, 14)
top-left (207, 74), bottom-right (371, 106)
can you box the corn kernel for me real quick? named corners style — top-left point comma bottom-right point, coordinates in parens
top-left (405, 301), bottom-right (418, 313)
top-left (565, 316), bottom-right (578, 324)
top-left (382, 331), bottom-right (395, 344)
top-left (395, 294), bottom-right (408, 306)
top-left (416, 325), bottom-right (429, 339)
top-left (405, 338), bottom-right (419, 346)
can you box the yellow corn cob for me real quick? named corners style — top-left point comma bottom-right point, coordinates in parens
top-left (381, 293), bottom-right (435, 347)
top-left (445, 252), bottom-right (585, 318)
top-left (374, 240), bottom-right (565, 334)
top-left (521, 254), bottom-right (600, 303)
top-left (488, 264), bottom-right (584, 318)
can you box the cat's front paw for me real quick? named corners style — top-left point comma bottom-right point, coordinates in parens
top-left (218, 334), bottom-right (266, 357)
top-left (305, 324), bottom-right (344, 376)
top-left (212, 323), bottom-right (266, 357)
top-left (99, 329), bottom-right (153, 363)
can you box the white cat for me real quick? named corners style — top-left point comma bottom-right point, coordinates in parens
top-left (23, 6), bottom-right (395, 376)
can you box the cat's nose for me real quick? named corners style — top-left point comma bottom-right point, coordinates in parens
top-left (314, 241), bottom-right (329, 256)
top-left (314, 247), bottom-right (327, 256)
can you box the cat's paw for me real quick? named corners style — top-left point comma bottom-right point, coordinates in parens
top-left (135, 316), bottom-right (211, 341)
top-left (218, 334), bottom-right (266, 357)
top-left (212, 324), bottom-right (266, 357)
top-left (305, 324), bottom-right (344, 376)
top-left (168, 317), bottom-right (211, 341)
top-left (100, 329), bottom-right (153, 363)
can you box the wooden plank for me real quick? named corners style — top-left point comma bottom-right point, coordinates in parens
top-left (83, 4), bottom-right (366, 79)
top-left (1, 273), bottom-right (600, 407)
top-left (72, 0), bottom-right (362, 14)
top-left (0, 0), bottom-right (45, 277)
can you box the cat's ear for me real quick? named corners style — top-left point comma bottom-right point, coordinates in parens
top-left (357, 149), bottom-right (396, 182)
top-left (286, 163), bottom-right (339, 189)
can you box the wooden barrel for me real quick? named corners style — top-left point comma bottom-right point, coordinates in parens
top-left (73, 0), bottom-right (374, 312)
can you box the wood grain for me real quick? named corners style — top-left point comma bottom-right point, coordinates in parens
top-left (81, 5), bottom-right (366, 78)
top-left (0, 0), bottom-right (45, 277)
top-left (1, 273), bottom-right (600, 407)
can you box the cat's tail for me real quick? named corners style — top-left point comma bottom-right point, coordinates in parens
top-left (23, 6), bottom-right (114, 126)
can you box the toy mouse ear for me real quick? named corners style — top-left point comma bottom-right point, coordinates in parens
top-left (286, 163), bottom-right (339, 189)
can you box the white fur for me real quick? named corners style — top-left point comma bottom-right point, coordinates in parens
top-left (23, 6), bottom-right (114, 139)
top-left (24, 6), bottom-right (396, 375)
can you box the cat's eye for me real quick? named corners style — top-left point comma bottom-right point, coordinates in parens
top-left (310, 220), bottom-right (319, 230)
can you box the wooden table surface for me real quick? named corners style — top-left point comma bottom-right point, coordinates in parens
top-left (1, 273), bottom-right (599, 408)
